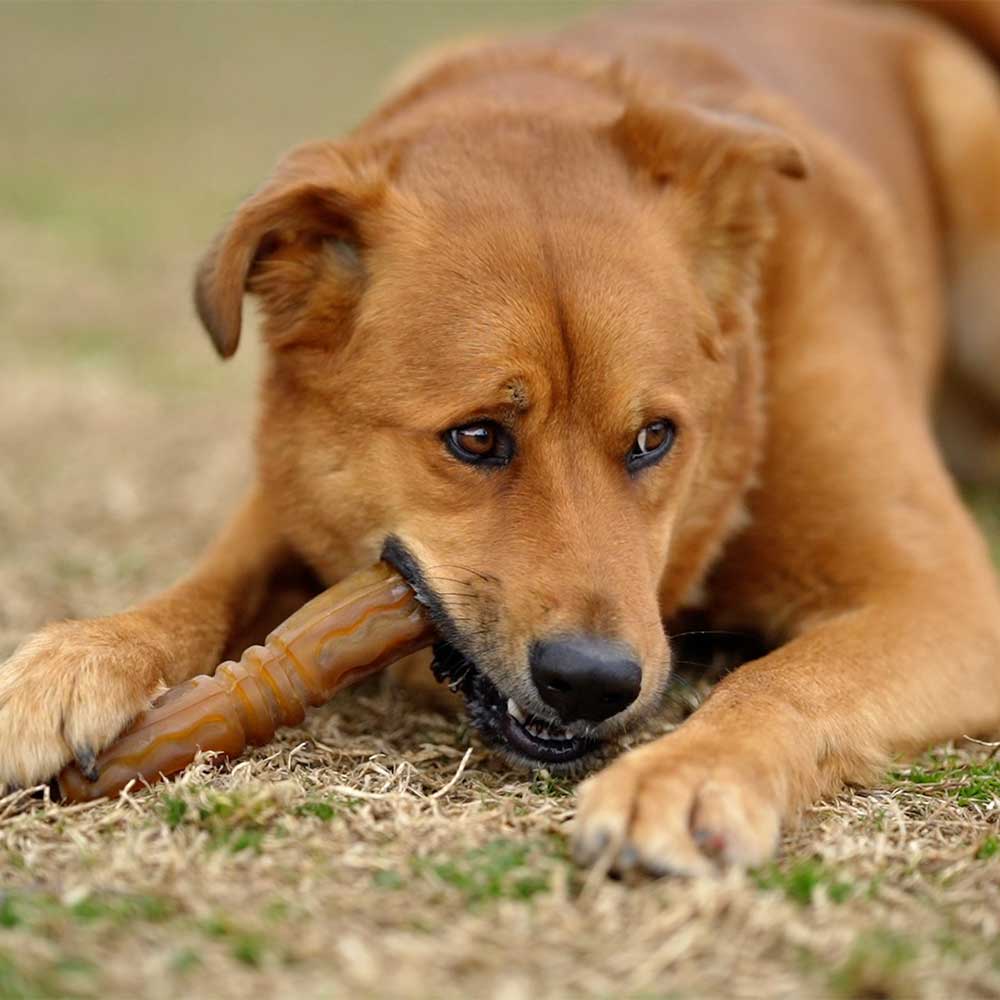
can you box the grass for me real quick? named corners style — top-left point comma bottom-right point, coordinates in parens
top-left (977, 835), bottom-right (999, 861)
top-left (828, 930), bottom-right (919, 999)
top-left (0, 891), bottom-right (175, 931)
top-left (1, 2), bottom-right (999, 998)
top-left (891, 753), bottom-right (1000, 805)
top-left (409, 836), bottom-right (568, 906)
top-left (753, 859), bottom-right (858, 906)
top-left (0, 728), bottom-right (997, 997)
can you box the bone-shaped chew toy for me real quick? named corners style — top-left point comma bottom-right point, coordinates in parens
top-left (57, 563), bottom-right (433, 803)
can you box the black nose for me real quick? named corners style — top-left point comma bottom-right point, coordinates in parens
top-left (530, 635), bottom-right (642, 723)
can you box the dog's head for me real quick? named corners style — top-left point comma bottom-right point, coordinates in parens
top-left (194, 72), bottom-right (806, 771)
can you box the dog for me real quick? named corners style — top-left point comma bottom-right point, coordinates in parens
top-left (2, 0), bottom-right (1000, 877)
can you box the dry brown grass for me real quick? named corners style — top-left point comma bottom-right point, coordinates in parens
top-left (1, 4), bottom-right (999, 998)
top-left (0, 699), bottom-right (998, 999)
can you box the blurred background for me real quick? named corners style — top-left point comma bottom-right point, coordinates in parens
top-left (0, 1), bottom-right (602, 657)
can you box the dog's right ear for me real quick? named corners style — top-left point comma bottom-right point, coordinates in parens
top-left (605, 94), bottom-right (808, 341)
top-left (194, 141), bottom-right (389, 358)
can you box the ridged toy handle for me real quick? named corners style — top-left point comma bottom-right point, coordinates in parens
top-left (57, 563), bottom-right (433, 803)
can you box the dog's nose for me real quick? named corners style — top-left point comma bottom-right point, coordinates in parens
top-left (530, 635), bottom-right (641, 723)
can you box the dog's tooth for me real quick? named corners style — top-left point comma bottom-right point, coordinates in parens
top-left (528, 719), bottom-right (551, 738)
top-left (507, 698), bottom-right (527, 723)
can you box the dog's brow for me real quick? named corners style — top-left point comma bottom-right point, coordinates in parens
top-left (435, 379), bottom-right (529, 428)
top-left (506, 379), bottom-right (530, 411)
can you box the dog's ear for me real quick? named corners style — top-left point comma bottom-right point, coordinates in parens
top-left (609, 99), bottom-right (808, 186)
top-left (194, 141), bottom-right (388, 358)
top-left (607, 98), bottom-right (809, 333)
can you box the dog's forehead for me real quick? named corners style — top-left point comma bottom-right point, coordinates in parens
top-left (359, 200), bottom-right (706, 412)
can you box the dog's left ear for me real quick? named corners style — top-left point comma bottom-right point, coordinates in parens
top-left (609, 99), bottom-right (809, 186)
top-left (607, 98), bottom-right (809, 331)
top-left (194, 141), bottom-right (389, 358)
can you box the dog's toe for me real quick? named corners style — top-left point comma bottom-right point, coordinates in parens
top-left (72, 746), bottom-right (100, 783)
top-left (0, 620), bottom-right (166, 787)
top-left (572, 736), bottom-right (783, 878)
top-left (688, 779), bottom-right (780, 867)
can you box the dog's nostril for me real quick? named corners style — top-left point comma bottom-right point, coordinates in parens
top-left (530, 635), bottom-right (642, 724)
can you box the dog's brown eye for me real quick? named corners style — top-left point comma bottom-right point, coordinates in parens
top-left (454, 424), bottom-right (495, 456)
top-left (627, 419), bottom-right (676, 473)
top-left (445, 421), bottom-right (514, 467)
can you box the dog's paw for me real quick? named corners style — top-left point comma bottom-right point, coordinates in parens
top-left (572, 733), bottom-right (783, 877)
top-left (0, 618), bottom-right (169, 788)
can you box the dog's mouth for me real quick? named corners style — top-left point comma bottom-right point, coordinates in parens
top-left (382, 537), bottom-right (606, 771)
top-left (431, 640), bottom-right (602, 769)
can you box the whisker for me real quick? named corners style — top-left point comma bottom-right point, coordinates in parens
top-left (666, 663), bottom-right (705, 680)
top-left (427, 577), bottom-right (477, 589)
top-left (424, 564), bottom-right (499, 585)
top-left (668, 629), bottom-right (756, 641)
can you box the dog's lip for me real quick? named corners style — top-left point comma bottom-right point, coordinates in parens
top-left (431, 638), bottom-right (602, 768)
top-left (499, 702), bottom-right (601, 764)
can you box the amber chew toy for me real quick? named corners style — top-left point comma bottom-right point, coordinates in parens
top-left (57, 563), bottom-right (434, 803)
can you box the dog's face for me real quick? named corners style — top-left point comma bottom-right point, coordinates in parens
top-left (195, 94), bottom-right (805, 770)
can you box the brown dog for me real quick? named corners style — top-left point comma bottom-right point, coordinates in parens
top-left (3, 0), bottom-right (1000, 877)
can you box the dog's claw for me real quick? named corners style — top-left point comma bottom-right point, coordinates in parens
top-left (612, 844), bottom-right (640, 875)
top-left (74, 746), bottom-right (99, 782)
top-left (692, 827), bottom-right (728, 859)
top-left (572, 827), bottom-right (611, 866)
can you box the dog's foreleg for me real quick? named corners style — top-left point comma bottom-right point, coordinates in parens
top-left (573, 311), bottom-right (1000, 875)
top-left (0, 489), bottom-right (292, 787)
top-left (574, 583), bottom-right (1000, 876)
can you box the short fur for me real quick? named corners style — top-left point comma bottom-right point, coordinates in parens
top-left (3, 0), bottom-right (1000, 876)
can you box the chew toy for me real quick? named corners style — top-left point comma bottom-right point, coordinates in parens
top-left (57, 563), bottom-right (433, 803)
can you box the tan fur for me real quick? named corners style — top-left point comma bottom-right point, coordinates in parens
top-left (3, 0), bottom-right (1000, 876)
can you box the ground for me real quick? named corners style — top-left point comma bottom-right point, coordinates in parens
top-left (1, 4), bottom-right (998, 998)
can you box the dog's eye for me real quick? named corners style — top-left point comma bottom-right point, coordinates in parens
top-left (444, 421), bottom-right (514, 467)
top-left (627, 419), bottom-right (676, 473)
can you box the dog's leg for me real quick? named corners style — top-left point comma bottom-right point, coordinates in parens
top-left (0, 490), bottom-right (294, 787)
top-left (574, 484), bottom-right (1000, 874)
top-left (573, 300), bottom-right (1000, 875)
top-left (575, 587), bottom-right (1000, 875)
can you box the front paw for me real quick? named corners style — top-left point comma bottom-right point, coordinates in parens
top-left (572, 732), bottom-right (785, 877)
top-left (0, 618), bottom-right (168, 788)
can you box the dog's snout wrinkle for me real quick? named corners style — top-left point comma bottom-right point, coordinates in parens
top-left (530, 635), bottom-right (641, 724)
